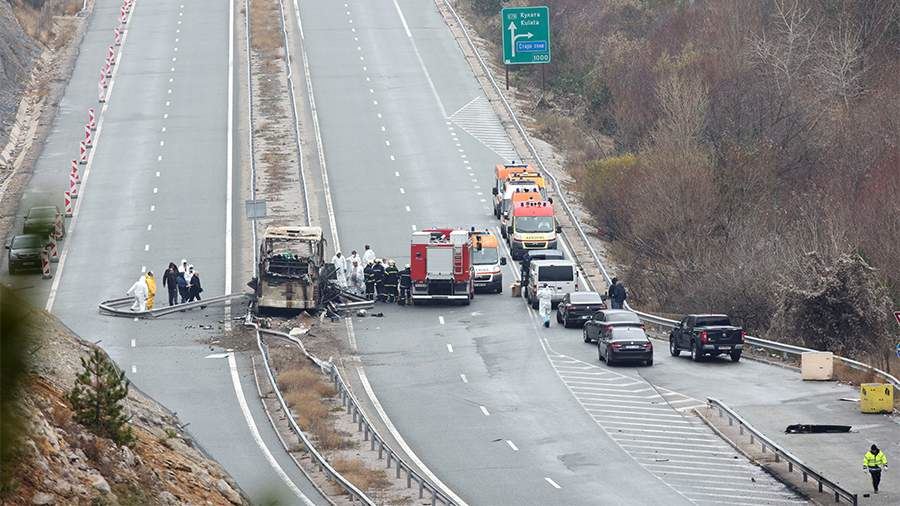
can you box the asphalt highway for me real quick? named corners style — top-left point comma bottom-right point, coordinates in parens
top-left (1, 1), bottom-right (326, 504)
top-left (295, 0), bottom-right (820, 504)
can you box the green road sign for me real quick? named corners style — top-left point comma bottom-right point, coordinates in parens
top-left (501, 6), bottom-right (551, 65)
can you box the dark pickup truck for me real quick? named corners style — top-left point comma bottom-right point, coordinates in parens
top-left (669, 314), bottom-right (745, 362)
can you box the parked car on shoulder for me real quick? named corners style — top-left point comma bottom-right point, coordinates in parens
top-left (669, 314), bottom-right (745, 362)
top-left (23, 205), bottom-right (64, 239)
top-left (598, 326), bottom-right (653, 366)
top-left (6, 234), bottom-right (45, 274)
top-left (556, 291), bottom-right (606, 328)
top-left (582, 309), bottom-right (643, 343)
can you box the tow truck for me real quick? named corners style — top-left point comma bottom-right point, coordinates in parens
top-left (507, 200), bottom-right (560, 260)
top-left (410, 228), bottom-right (474, 305)
top-left (469, 230), bottom-right (506, 293)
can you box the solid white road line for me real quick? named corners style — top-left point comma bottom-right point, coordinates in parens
top-left (544, 477), bottom-right (561, 489)
top-left (355, 366), bottom-right (468, 505)
top-left (391, 0), bottom-right (446, 118)
top-left (227, 354), bottom-right (314, 504)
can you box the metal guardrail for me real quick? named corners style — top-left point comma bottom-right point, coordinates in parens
top-left (251, 324), bottom-right (376, 505)
top-left (706, 398), bottom-right (858, 505)
top-left (98, 293), bottom-right (249, 318)
top-left (441, 0), bottom-right (900, 393)
top-left (258, 328), bottom-right (458, 506)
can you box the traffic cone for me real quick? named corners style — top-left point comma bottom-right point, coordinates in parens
top-left (88, 108), bottom-right (96, 130)
top-left (40, 249), bottom-right (52, 279)
top-left (79, 141), bottom-right (87, 165)
top-left (64, 191), bottom-right (73, 217)
top-left (84, 125), bottom-right (93, 148)
top-left (71, 159), bottom-right (80, 183)
top-left (47, 234), bottom-right (59, 263)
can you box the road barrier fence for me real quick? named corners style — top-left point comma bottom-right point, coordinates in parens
top-left (706, 398), bottom-right (858, 505)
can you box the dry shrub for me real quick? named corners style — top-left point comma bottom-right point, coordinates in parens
top-left (284, 391), bottom-right (329, 430)
top-left (277, 368), bottom-right (335, 398)
top-left (249, 0), bottom-right (284, 56)
top-left (331, 458), bottom-right (391, 494)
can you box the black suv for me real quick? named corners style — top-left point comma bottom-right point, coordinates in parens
top-left (556, 291), bottom-right (606, 328)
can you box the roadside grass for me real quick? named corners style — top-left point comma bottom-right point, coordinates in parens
top-left (331, 457), bottom-right (392, 494)
top-left (249, 0), bottom-right (283, 56)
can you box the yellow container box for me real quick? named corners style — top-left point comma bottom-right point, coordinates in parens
top-left (860, 383), bottom-right (894, 414)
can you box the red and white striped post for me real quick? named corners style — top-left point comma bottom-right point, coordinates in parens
top-left (69, 170), bottom-right (79, 199)
top-left (103, 61), bottom-right (112, 79)
top-left (84, 125), bottom-right (93, 148)
top-left (114, 27), bottom-right (122, 46)
top-left (98, 82), bottom-right (107, 103)
top-left (107, 45), bottom-right (116, 66)
top-left (40, 249), bottom-right (52, 279)
top-left (88, 108), bottom-right (96, 130)
top-left (71, 159), bottom-right (80, 183)
top-left (79, 141), bottom-right (88, 165)
top-left (64, 191), bottom-right (73, 217)
top-left (47, 234), bottom-right (59, 263)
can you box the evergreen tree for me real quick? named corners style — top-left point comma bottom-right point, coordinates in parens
top-left (67, 349), bottom-right (134, 446)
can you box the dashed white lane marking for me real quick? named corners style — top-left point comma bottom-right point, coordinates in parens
top-left (399, 187), bottom-right (405, 194)
top-left (438, 316), bottom-right (445, 325)
top-left (144, 244), bottom-right (150, 251)
top-left (385, 140), bottom-right (390, 146)
top-left (150, 205), bottom-right (155, 212)
top-left (380, 125), bottom-right (386, 131)
top-left (156, 171), bottom-right (160, 177)
top-left (157, 155), bottom-right (162, 161)
top-left (506, 440), bottom-right (519, 451)
top-left (459, 373), bottom-right (468, 383)
top-left (405, 205), bottom-right (410, 212)
top-left (411, 224), bottom-right (417, 231)
top-left (153, 187), bottom-right (158, 194)
top-left (131, 365), bottom-right (137, 374)
top-left (544, 477), bottom-right (561, 489)
top-left (394, 171), bottom-right (400, 177)
top-left (159, 140), bottom-right (164, 146)
top-left (446, 343), bottom-right (453, 353)
top-left (390, 154), bottom-right (395, 161)
top-left (165, 101), bottom-right (170, 106)
top-left (163, 113), bottom-right (168, 119)
top-left (130, 339), bottom-right (136, 348)
top-left (479, 405), bottom-right (490, 416)
top-left (146, 224), bottom-right (152, 231)
top-left (161, 126), bottom-right (167, 132)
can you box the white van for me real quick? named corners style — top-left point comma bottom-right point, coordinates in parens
top-left (527, 259), bottom-right (578, 309)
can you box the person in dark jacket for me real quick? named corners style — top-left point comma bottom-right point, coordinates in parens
top-left (187, 266), bottom-right (203, 303)
top-left (363, 261), bottom-right (375, 300)
top-left (607, 277), bottom-right (618, 305)
top-left (162, 262), bottom-right (179, 306)
top-left (372, 259), bottom-right (386, 302)
top-left (611, 279), bottom-right (627, 309)
top-left (176, 268), bottom-right (189, 303)
top-left (520, 252), bottom-right (532, 297)
top-left (383, 260), bottom-right (399, 303)
top-left (398, 265), bottom-right (411, 305)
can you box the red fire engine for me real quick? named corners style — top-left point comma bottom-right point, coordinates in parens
top-left (410, 229), bottom-right (474, 305)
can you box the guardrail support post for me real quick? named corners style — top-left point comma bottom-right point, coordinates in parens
top-left (788, 462), bottom-right (793, 473)
top-left (739, 424), bottom-right (744, 435)
top-left (407, 470), bottom-right (412, 489)
top-left (818, 481), bottom-right (823, 493)
top-left (378, 439), bottom-right (383, 459)
top-left (803, 472), bottom-right (808, 482)
top-left (370, 435), bottom-right (375, 451)
top-left (363, 424), bottom-right (369, 442)
top-left (419, 479), bottom-right (424, 499)
top-left (431, 490), bottom-right (437, 506)
top-left (386, 452), bottom-right (392, 468)
top-left (728, 417), bottom-right (734, 427)
top-left (396, 460), bottom-right (402, 479)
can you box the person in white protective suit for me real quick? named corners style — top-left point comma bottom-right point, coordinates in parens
top-left (126, 275), bottom-right (149, 312)
top-left (331, 251), bottom-right (347, 287)
top-left (537, 284), bottom-right (554, 328)
top-left (348, 250), bottom-right (361, 268)
top-left (348, 259), bottom-right (365, 295)
top-left (362, 244), bottom-right (376, 265)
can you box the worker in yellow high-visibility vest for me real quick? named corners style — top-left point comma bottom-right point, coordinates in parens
top-left (863, 444), bottom-right (888, 494)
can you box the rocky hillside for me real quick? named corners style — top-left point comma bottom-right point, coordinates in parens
top-left (0, 285), bottom-right (247, 505)
top-left (0, 1), bottom-right (40, 144)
